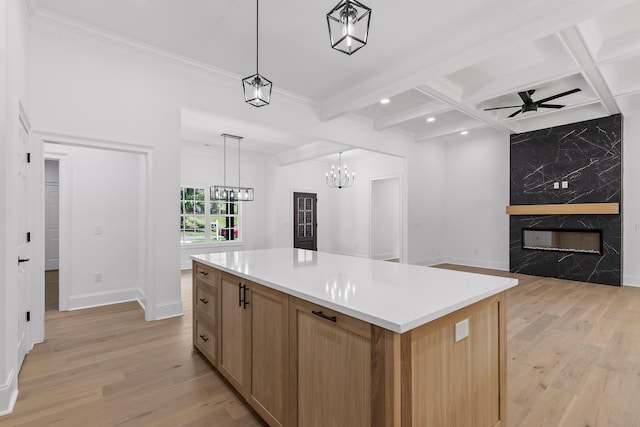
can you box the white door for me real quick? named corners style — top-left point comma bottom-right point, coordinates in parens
top-left (45, 182), bottom-right (59, 270)
top-left (16, 112), bottom-right (32, 367)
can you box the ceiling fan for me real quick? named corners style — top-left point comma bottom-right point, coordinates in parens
top-left (484, 88), bottom-right (581, 118)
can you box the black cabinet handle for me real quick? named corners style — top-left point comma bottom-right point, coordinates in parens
top-left (199, 334), bottom-right (209, 342)
top-left (238, 282), bottom-right (242, 307)
top-left (243, 285), bottom-right (249, 309)
top-left (199, 270), bottom-right (209, 276)
top-left (312, 310), bottom-right (336, 323)
top-left (199, 298), bottom-right (209, 304)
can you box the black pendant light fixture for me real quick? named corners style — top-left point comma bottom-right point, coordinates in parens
top-left (242, 0), bottom-right (272, 107)
top-left (326, 0), bottom-right (371, 55)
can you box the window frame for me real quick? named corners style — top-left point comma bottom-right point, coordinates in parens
top-left (180, 184), bottom-right (244, 247)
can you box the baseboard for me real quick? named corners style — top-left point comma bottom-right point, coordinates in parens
top-left (623, 274), bottom-right (640, 287)
top-left (0, 369), bottom-right (18, 416)
top-left (409, 257), bottom-right (445, 267)
top-left (137, 287), bottom-right (146, 310)
top-left (443, 257), bottom-right (509, 272)
top-left (67, 287), bottom-right (141, 311)
top-left (153, 300), bottom-right (183, 320)
top-left (371, 252), bottom-right (399, 261)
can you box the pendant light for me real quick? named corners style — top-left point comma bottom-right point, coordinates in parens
top-left (211, 134), bottom-right (254, 202)
top-left (326, 0), bottom-right (371, 55)
top-left (242, 0), bottom-right (272, 107)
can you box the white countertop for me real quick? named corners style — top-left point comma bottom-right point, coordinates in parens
top-left (191, 248), bottom-right (518, 333)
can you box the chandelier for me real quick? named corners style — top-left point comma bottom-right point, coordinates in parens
top-left (242, 0), bottom-right (272, 107)
top-left (211, 134), bottom-right (254, 201)
top-left (326, 0), bottom-right (371, 55)
top-left (326, 152), bottom-right (355, 189)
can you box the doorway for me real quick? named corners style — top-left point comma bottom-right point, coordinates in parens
top-left (44, 159), bottom-right (59, 311)
top-left (293, 192), bottom-right (317, 251)
top-left (370, 176), bottom-right (401, 261)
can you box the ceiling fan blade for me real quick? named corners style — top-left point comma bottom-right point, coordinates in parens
top-left (535, 88), bottom-right (581, 104)
top-left (484, 106), bottom-right (521, 111)
top-left (508, 109), bottom-right (523, 118)
top-left (518, 91), bottom-right (532, 104)
top-left (538, 104), bottom-right (564, 109)
top-left (528, 89), bottom-right (536, 96)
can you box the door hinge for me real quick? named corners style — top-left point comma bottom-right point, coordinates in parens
top-left (27, 153), bottom-right (31, 163)
top-left (27, 232), bottom-right (31, 242)
top-left (26, 311), bottom-right (31, 322)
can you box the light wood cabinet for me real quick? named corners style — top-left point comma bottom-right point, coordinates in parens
top-left (193, 261), bottom-right (507, 427)
top-left (192, 262), bottom-right (218, 366)
top-left (289, 297), bottom-right (371, 427)
top-left (197, 267), bottom-right (288, 427)
top-left (218, 273), bottom-right (245, 391)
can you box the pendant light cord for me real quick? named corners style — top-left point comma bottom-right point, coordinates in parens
top-left (256, 0), bottom-right (260, 74)
top-left (238, 138), bottom-right (241, 190)
top-left (223, 135), bottom-right (227, 190)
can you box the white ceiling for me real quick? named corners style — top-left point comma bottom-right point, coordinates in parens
top-left (29, 0), bottom-right (640, 158)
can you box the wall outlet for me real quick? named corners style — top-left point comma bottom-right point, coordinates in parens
top-left (455, 318), bottom-right (469, 342)
top-left (94, 225), bottom-right (103, 235)
top-left (94, 272), bottom-right (103, 283)
top-left (561, 181), bottom-right (568, 189)
top-left (553, 182), bottom-right (559, 190)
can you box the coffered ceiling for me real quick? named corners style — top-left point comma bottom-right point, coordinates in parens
top-left (28, 0), bottom-right (640, 154)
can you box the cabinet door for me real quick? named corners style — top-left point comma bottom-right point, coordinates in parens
top-left (246, 282), bottom-right (288, 427)
top-left (290, 298), bottom-right (372, 427)
top-left (218, 273), bottom-right (246, 391)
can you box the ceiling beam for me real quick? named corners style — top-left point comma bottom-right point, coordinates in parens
top-left (559, 27), bottom-right (620, 116)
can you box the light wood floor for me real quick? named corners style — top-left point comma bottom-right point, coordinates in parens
top-left (1, 267), bottom-right (640, 426)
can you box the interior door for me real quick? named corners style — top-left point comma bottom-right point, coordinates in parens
top-left (293, 192), bottom-right (317, 251)
top-left (16, 111), bottom-right (31, 367)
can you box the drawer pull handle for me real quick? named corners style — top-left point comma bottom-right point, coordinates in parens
top-left (199, 271), bottom-right (209, 276)
top-left (199, 298), bottom-right (209, 304)
top-left (312, 310), bottom-right (336, 323)
top-left (199, 334), bottom-right (209, 342)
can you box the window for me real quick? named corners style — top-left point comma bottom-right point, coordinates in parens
top-left (180, 186), bottom-right (241, 244)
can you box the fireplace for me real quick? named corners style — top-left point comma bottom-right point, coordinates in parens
top-left (522, 229), bottom-right (602, 255)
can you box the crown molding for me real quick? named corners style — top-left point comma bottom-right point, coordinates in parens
top-left (29, 9), bottom-right (317, 106)
top-left (25, 0), bottom-right (40, 17)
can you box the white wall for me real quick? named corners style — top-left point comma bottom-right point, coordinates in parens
top-left (180, 145), bottom-right (269, 269)
top-left (623, 113), bottom-right (640, 286)
top-left (268, 160), bottom-right (337, 253)
top-left (0, 0), bottom-right (30, 415)
top-left (407, 142), bottom-right (446, 265)
top-left (442, 130), bottom-right (511, 270)
top-left (28, 14), bottom-right (416, 323)
top-left (330, 153), bottom-right (405, 258)
top-left (371, 177), bottom-right (401, 260)
top-left (44, 143), bottom-right (145, 310)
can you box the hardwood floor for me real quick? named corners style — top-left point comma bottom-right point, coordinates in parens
top-left (2, 267), bottom-right (640, 426)
top-left (0, 271), bottom-right (265, 427)
top-left (44, 270), bottom-right (58, 311)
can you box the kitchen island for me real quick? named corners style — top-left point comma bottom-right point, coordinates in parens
top-left (191, 248), bottom-right (518, 427)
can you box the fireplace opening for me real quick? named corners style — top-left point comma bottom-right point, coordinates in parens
top-left (522, 228), bottom-right (602, 255)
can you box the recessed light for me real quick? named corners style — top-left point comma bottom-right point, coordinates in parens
top-left (426, 117), bottom-right (435, 122)
top-left (460, 131), bottom-right (468, 135)
top-left (380, 98), bottom-right (390, 104)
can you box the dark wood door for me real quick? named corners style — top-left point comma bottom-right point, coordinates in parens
top-left (293, 192), bottom-right (317, 251)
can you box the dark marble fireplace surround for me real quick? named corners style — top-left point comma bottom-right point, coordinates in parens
top-left (509, 114), bottom-right (622, 286)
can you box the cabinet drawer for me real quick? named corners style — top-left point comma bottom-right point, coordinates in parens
top-left (195, 317), bottom-right (217, 362)
top-left (193, 262), bottom-right (216, 286)
top-left (195, 283), bottom-right (216, 324)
